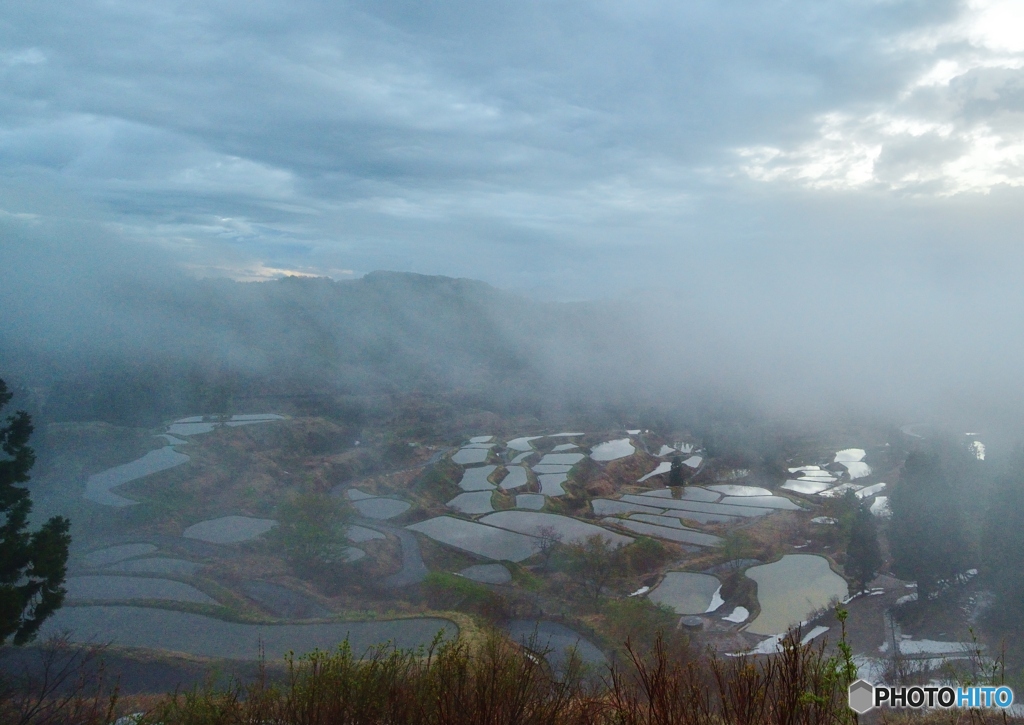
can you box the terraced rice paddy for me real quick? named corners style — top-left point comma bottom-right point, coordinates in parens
top-left (516, 494), bottom-right (545, 510)
top-left (458, 564), bottom-right (511, 584)
top-left (537, 473), bottom-right (568, 496)
top-left (506, 436), bottom-right (542, 451)
top-left (346, 525), bottom-right (386, 543)
top-left (590, 439), bottom-right (635, 461)
top-left (745, 555), bottom-right (848, 636)
top-left (506, 620), bottom-right (607, 675)
top-left (648, 572), bottom-right (721, 614)
top-left (352, 498), bottom-right (411, 519)
top-left (65, 575), bottom-right (216, 604)
top-left (106, 558), bottom-right (202, 575)
top-left (183, 516), bottom-right (278, 543)
top-left (84, 446), bottom-right (191, 507)
top-left (499, 466), bottom-right (529, 490)
top-left (407, 517), bottom-right (539, 561)
top-left (41, 607), bottom-right (457, 660)
top-left (84, 543), bottom-right (158, 567)
top-left (479, 511), bottom-right (632, 547)
top-left (452, 448), bottom-right (490, 465)
top-left (446, 491), bottom-right (495, 514)
top-left (458, 466), bottom-right (497, 491)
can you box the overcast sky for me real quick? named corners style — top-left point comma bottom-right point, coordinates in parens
top-left (2, 0), bottom-right (1024, 298)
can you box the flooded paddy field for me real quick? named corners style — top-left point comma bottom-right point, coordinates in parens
top-left (41, 607), bottom-right (457, 660)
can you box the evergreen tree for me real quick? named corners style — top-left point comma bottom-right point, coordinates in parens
top-left (981, 453), bottom-right (1024, 626)
top-left (846, 503), bottom-right (882, 591)
top-left (890, 450), bottom-right (970, 600)
top-left (669, 454), bottom-right (684, 487)
top-left (0, 378), bottom-right (71, 645)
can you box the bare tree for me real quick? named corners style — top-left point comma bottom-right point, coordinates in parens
top-left (535, 526), bottom-right (563, 572)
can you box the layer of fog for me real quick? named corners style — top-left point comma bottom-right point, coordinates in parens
top-left (4, 181), bottom-right (1024, 433)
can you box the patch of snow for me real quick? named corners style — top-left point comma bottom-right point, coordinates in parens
top-left (629, 586), bottom-right (650, 597)
top-left (898, 639), bottom-right (974, 656)
top-left (895, 593), bottom-right (918, 606)
top-left (969, 440), bottom-right (986, 460)
top-left (722, 606), bottom-right (749, 623)
top-left (810, 516), bottom-right (837, 525)
top-left (705, 586), bottom-right (725, 613)
top-left (638, 462), bottom-right (672, 482)
top-left (855, 483), bottom-right (886, 498)
top-left (800, 626), bottom-right (829, 645)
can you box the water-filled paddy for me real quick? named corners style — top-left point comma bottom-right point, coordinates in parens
top-left (532, 464), bottom-right (573, 474)
top-left (452, 448), bottom-right (489, 465)
top-left (591, 499), bottom-right (668, 517)
top-left (506, 620), bottom-right (607, 675)
top-left (707, 485), bottom-right (772, 497)
top-left (346, 525), bottom-right (386, 543)
top-left (781, 479), bottom-right (833, 495)
top-left (167, 422), bottom-right (217, 436)
top-left (551, 444), bottom-right (577, 452)
top-left (85, 447), bottom-right (191, 507)
top-left (446, 491), bottom-right (495, 514)
top-left (41, 607), bottom-right (457, 660)
top-left (516, 494), bottom-right (545, 510)
top-left (66, 576), bottom-right (215, 604)
top-left (648, 572), bottom-right (721, 614)
top-left (537, 473), bottom-right (568, 496)
top-left (745, 555), bottom-right (848, 636)
top-left (458, 466), bottom-right (497, 491)
top-left (479, 511), bottom-right (632, 547)
top-left (841, 461), bottom-right (872, 479)
top-left (719, 495), bottom-right (802, 510)
top-left (590, 439), bottom-right (635, 461)
top-left (459, 563), bottom-right (511, 584)
top-left (469, 436), bottom-right (494, 443)
top-left (537, 453), bottom-right (585, 466)
top-left (84, 543), bottom-right (158, 568)
top-left (855, 483), bottom-right (886, 498)
top-left (183, 516), bottom-right (278, 544)
top-left (407, 517), bottom-right (539, 561)
top-left (499, 466), bottom-right (529, 490)
top-left (613, 520), bottom-right (722, 547)
top-left (352, 498), bottom-right (411, 519)
top-left (834, 449), bottom-right (866, 462)
top-left (509, 452), bottom-right (533, 464)
top-left (506, 436), bottom-right (542, 451)
top-left (682, 455), bottom-right (703, 468)
top-left (640, 487), bottom-right (721, 502)
top-left (107, 558), bottom-right (201, 576)
top-left (620, 495), bottom-right (771, 518)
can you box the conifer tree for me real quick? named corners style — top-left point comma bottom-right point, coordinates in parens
top-left (890, 450), bottom-right (969, 600)
top-left (669, 454), bottom-right (684, 487)
top-left (0, 378), bottom-right (71, 645)
top-left (846, 503), bottom-right (882, 591)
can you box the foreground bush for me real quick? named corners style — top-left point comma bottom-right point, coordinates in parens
top-left (136, 627), bottom-right (863, 725)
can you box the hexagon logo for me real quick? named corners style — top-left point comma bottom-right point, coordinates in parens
top-left (848, 679), bottom-right (875, 714)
